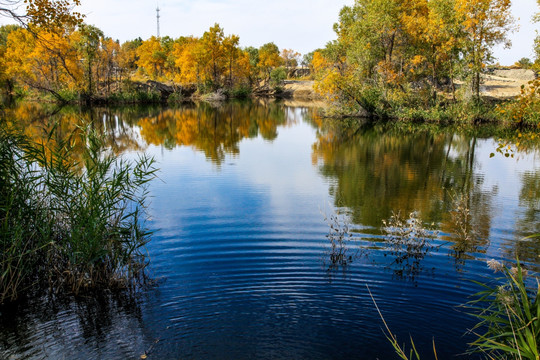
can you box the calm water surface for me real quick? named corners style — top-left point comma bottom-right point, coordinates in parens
top-left (1, 100), bottom-right (539, 359)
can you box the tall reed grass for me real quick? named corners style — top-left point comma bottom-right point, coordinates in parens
top-left (468, 260), bottom-right (539, 360)
top-left (371, 259), bottom-right (539, 360)
top-left (0, 125), bottom-right (156, 303)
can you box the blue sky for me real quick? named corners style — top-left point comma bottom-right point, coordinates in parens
top-left (2, 0), bottom-right (539, 65)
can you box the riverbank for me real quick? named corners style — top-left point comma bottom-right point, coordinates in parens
top-left (11, 71), bottom-right (540, 131)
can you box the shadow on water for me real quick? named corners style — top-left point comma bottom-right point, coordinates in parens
top-left (0, 290), bottom-right (155, 359)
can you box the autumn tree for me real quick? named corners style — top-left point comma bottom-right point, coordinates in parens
top-left (243, 46), bottom-right (260, 85)
top-left (117, 38), bottom-right (142, 75)
top-left (401, 0), bottom-right (464, 97)
top-left (136, 36), bottom-right (167, 79)
top-left (73, 24), bottom-right (104, 97)
top-left (313, 0), bottom-right (516, 115)
top-left (335, 0), bottom-right (405, 82)
top-left (0, 0), bottom-right (84, 99)
top-left (258, 42), bottom-right (281, 82)
top-left (160, 36), bottom-right (177, 79)
top-left (98, 37), bottom-right (120, 95)
top-left (455, 0), bottom-right (515, 97)
top-left (281, 48), bottom-right (300, 70)
top-left (172, 36), bottom-right (202, 84)
top-left (302, 51), bottom-right (314, 69)
top-left (201, 23), bottom-right (225, 88)
top-left (5, 27), bottom-right (83, 100)
top-left (0, 0), bottom-right (83, 30)
top-left (0, 24), bottom-right (20, 95)
top-left (170, 25), bottom-right (248, 91)
top-left (223, 34), bottom-right (240, 87)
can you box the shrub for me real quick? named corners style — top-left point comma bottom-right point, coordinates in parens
top-left (270, 66), bottom-right (287, 87)
top-left (167, 91), bottom-right (184, 104)
top-left (497, 80), bottom-right (540, 128)
top-left (231, 85), bottom-right (252, 99)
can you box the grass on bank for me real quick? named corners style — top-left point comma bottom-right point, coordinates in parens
top-left (0, 125), bottom-right (157, 304)
top-left (319, 79), bottom-right (540, 129)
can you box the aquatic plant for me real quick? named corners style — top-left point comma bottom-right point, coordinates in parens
top-left (367, 284), bottom-right (439, 360)
top-left (0, 129), bottom-right (48, 302)
top-left (468, 259), bottom-right (539, 360)
top-left (371, 254), bottom-right (539, 360)
top-left (382, 211), bottom-right (439, 281)
top-left (322, 210), bottom-right (358, 273)
top-left (0, 125), bottom-right (157, 303)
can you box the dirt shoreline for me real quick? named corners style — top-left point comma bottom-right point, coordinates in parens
top-left (283, 69), bottom-right (536, 101)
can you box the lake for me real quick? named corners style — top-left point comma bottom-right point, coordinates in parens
top-left (0, 100), bottom-right (539, 359)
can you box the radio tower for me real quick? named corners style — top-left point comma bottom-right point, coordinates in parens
top-left (156, 5), bottom-right (161, 38)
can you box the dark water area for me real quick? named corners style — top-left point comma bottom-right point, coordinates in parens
top-left (1, 100), bottom-right (539, 359)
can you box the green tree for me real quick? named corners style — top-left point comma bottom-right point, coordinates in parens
top-left (258, 42), bottom-right (281, 82)
top-left (74, 24), bottom-right (104, 98)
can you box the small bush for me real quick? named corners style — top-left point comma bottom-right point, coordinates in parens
top-left (107, 89), bottom-right (162, 104)
top-left (322, 211), bottom-right (357, 273)
top-left (497, 80), bottom-right (540, 128)
top-left (270, 67), bottom-right (287, 87)
top-left (231, 86), bottom-right (252, 99)
top-left (57, 88), bottom-right (80, 102)
top-left (167, 91), bottom-right (184, 104)
top-left (382, 211), bottom-right (439, 280)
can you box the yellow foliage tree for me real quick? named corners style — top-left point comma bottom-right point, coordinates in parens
top-left (136, 36), bottom-right (166, 80)
top-left (0, 0), bottom-right (83, 30)
top-left (5, 27), bottom-right (83, 99)
top-left (200, 23), bottom-right (226, 88)
top-left (258, 42), bottom-right (282, 81)
top-left (455, 0), bottom-right (515, 97)
top-left (281, 49), bottom-right (300, 69)
top-left (172, 36), bottom-right (203, 85)
top-left (117, 38), bottom-right (142, 75)
top-left (223, 34), bottom-right (240, 87)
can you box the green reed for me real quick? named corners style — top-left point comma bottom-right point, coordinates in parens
top-left (0, 125), bottom-right (157, 303)
top-left (372, 259), bottom-right (538, 360)
top-left (468, 259), bottom-right (539, 360)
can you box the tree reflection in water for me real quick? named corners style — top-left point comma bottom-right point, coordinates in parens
top-left (508, 170), bottom-right (540, 267)
top-left (309, 115), bottom-right (522, 278)
top-left (0, 290), bottom-right (153, 359)
top-left (137, 100), bottom-right (292, 165)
